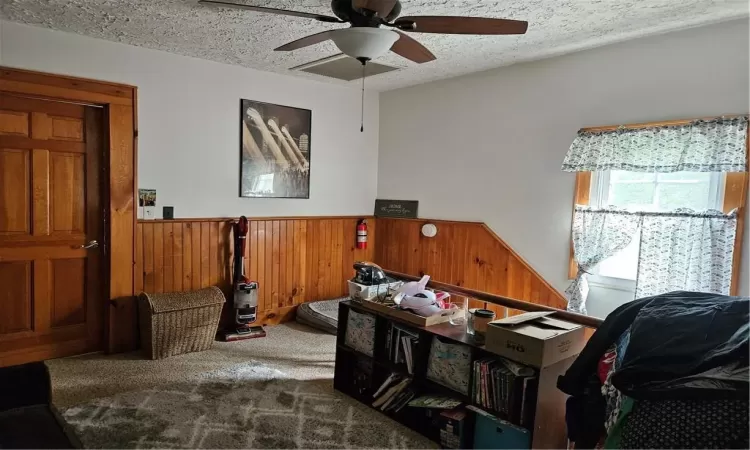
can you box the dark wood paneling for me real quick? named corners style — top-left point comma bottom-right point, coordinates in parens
top-left (135, 217), bottom-right (375, 329)
top-left (374, 218), bottom-right (566, 317)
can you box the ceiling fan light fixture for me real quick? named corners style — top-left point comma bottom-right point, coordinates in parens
top-left (330, 28), bottom-right (399, 61)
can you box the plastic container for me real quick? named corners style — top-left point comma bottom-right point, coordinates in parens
top-left (467, 308), bottom-right (496, 343)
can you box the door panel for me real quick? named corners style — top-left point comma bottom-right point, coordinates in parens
top-left (51, 258), bottom-right (86, 328)
top-left (0, 110), bottom-right (28, 136)
top-left (0, 148), bottom-right (30, 234)
top-left (0, 93), bottom-right (103, 367)
top-left (0, 261), bottom-right (32, 334)
top-left (50, 116), bottom-right (83, 141)
top-left (50, 152), bottom-right (85, 234)
top-left (32, 149), bottom-right (50, 236)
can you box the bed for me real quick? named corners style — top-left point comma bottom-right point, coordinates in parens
top-left (295, 297), bottom-right (348, 334)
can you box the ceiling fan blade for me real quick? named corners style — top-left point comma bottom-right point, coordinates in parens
top-left (390, 32), bottom-right (435, 64)
top-left (199, 0), bottom-right (342, 23)
top-left (352, 0), bottom-right (397, 18)
top-left (395, 16), bottom-right (528, 35)
top-left (275, 31), bottom-right (332, 51)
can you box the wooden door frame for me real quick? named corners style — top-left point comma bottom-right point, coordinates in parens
top-left (0, 66), bottom-right (137, 353)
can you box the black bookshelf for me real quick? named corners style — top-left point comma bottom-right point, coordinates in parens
top-left (334, 300), bottom-right (574, 449)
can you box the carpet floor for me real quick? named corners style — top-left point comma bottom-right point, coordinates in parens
top-left (47, 322), bottom-right (436, 449)
top-left (61, 362), bottom-right (434, 449)
top-left (47, 322), bottom-right (337, 408)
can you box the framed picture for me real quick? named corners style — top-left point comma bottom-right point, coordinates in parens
top-left (240, 99), bottom-right (311, 198)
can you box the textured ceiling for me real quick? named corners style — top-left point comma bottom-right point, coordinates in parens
top-left (2, 0), bottom-right (747, 91)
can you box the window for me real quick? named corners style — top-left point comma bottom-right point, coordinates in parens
top-left (564, 116), bottom-right (747, 314)
top-left (587, 170), bottom-right (725, 289)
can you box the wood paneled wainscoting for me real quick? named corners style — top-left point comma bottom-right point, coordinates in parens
top-left (126, 215), bottom-right (565, 351)
top-left (374, 218), bottom-right (566, 317)
top-left (134, 217), bottom-right (375, 331)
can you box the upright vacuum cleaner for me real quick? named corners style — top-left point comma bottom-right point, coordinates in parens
top-left (220, 216), bottom-right (266, 341)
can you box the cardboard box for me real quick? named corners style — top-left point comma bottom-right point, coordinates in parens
top-left (485, 311), bottom-right (585, 368)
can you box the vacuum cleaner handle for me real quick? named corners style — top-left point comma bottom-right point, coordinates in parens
top-left (233, 216), bottom-right (250, 284)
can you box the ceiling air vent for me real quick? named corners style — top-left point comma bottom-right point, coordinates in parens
top-left (292, 54), bottom-right (400, 81)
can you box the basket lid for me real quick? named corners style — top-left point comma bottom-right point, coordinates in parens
top-left (140, 286), bottom-right (226, 313)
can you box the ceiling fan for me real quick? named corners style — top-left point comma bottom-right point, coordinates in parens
top-left (198, 0), bottom-right (528, 64)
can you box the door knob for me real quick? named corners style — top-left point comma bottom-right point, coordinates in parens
top-left (79, 240), bottom-right (99, 249)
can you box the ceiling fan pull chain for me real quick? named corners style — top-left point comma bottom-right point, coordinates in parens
top-left (360, 61), bottom-right (366, 132)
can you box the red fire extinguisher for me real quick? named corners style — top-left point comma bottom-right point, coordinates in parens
top-left (356, 219), bottom-right (368, 250)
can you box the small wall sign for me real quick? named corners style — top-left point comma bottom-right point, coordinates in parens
top-left (374, 199), bottom-right (418, 218)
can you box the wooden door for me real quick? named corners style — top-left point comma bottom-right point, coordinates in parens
top-left (0, 93), bottom-right (104, 367)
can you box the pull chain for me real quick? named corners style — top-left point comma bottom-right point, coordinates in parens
top-left (360, 62), bottom-right (366, 133)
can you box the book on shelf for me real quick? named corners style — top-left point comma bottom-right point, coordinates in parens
top-left (372, 373), bottom-right (414, 414)
top-left (386, 389), bottom-right (415, 413)
top-left (519, 377), bottom-right (538, 428)
top-left (471, 357), bottom-right (537, 428)
top-left (385, 323), bottom-right (419, 374)
top-left (485, 362), bottom-right (491, 410)
top-left (373, 375), bottom-right (411, 409)
top-left (373, 372), bottom-right (399, 399)
top-left (401, 336), bottom-right (413, 374)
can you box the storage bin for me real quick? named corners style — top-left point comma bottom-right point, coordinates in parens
top-left (344, 308), bottom-right (376, 357)
top-left (426, 337), bottom-right (472, 395)
top-left (139, 287), bottom-right (225, 360)
top-left (473, 411), bottom-right (531, 449)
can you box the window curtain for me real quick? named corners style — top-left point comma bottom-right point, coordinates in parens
top-left (635, 209), bottom-right (738, 298)
top-left (566, 206), bottom-right (641, 314)
top-left (562, 117), bottom-right (748, 173)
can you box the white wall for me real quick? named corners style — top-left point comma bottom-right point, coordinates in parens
top-left (1, 21), bottom-right (379, 218)
top-left (378, 19), bottom-right (750, 317)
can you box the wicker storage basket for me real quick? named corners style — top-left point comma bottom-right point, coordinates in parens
top-left (139, 286), bottom-right (225, 360)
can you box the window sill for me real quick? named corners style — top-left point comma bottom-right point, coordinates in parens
top-left (588, 276), bottom-right (636, 293)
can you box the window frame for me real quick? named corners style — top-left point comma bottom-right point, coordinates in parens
top-left (586, 170), bottom-right (724, 289)
top-left (568, 117), bottom-right (748, 296)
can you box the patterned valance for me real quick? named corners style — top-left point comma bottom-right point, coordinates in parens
top-left (562, 116), bottom-right (748, 173)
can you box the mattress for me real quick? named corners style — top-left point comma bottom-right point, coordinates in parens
top-left (296, 297), bottom-right (347, 334)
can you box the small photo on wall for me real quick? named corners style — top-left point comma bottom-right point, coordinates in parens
top-left (139, 189), bottom-right (156, 207)
top-left (240, 99), bottom-right (311, 198)
top-left (139, 189), bottom-right (156, 220)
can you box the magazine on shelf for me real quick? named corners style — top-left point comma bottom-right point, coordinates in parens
top-left (408, 396), bottom-right (463, 409)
